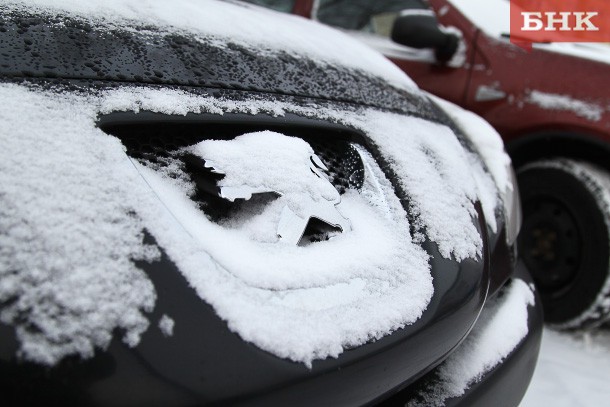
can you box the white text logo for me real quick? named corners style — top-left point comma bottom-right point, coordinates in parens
top-left (521, 12), bottom-right (599, 31)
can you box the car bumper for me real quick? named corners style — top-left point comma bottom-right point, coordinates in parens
top-left (0, 258), bottom-right (541, 407)
top-left (379, 260), bottom-right (544, 406)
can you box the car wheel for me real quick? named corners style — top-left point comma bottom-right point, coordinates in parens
top-left (517, 159), bottom-right (610, 329)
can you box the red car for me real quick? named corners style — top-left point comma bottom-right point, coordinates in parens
top-left (245, 0), bottom-right (610, 328)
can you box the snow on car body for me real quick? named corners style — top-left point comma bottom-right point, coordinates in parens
top-left (270, 0), bottom-right (610, 329)
top-left (0, 0), bottom-right (541, 405)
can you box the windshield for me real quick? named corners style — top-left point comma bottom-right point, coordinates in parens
top-left (241, 0), bottom-right (296, 13)
top-left (448, 0), bottom-right (510, 38)
top-left (316, 0), bottom-right (428, 36)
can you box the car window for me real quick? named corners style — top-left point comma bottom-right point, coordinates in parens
top-left (448, 0), bottom-right (510, 38)
top-left (240, 0), bottom-right (296, 13)
top-left (315, 0), bottom-right (429, 37)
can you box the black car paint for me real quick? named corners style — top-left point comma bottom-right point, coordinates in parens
top-left (0, 9), bottom-right (430, 115)
top-left (0, 6), bottom-right (536, 406)
top-left (379, 261), bottom-right (543, 407)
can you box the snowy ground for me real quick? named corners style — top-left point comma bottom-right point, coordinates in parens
top-left (520, 327), bottom-right (610, 406)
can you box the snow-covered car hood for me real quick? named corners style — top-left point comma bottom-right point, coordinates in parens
top-left (0, 0), bottom-right (511, 372)
top-left (0, 82), bottom-right (499, 367)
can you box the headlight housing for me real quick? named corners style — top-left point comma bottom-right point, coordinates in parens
top-left (428, 93), bottom-right (522, 246)
top-left (502, 164), bottom-right (522, 246)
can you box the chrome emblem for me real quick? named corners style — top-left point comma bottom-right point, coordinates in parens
top-left (192, 131), bottom-right (352, 245)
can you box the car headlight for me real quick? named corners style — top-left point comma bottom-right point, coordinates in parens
top-left (426, 93), bottom-right (522, 246)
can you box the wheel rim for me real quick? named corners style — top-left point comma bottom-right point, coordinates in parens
top-left (519, 197), bottom-right (582, 297)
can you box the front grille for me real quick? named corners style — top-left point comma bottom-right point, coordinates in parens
top-left (103, 115), bottom-right (367, 228)
top-left (119, 132), bottom-right (365, 195)
top-left (308, 140), bottom-right (364, 193)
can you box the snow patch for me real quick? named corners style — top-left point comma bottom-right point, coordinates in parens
top-left (101, 86), bottom-right (489, 261)
top-left (158, 315), bottom-right (175, 337)
top-left (134, 140), bottom-right (432, 366)
top-left (441, 25), bottom-right (468, 68)
top-left (189, 132), bottom-right (340, 218)
top-left (521, 328), bottom-right (610, 407)
top-left (409, 279), bottom-right (535, 406)
top-left (0, 82), bottom-right (500, 366)
top-left (362, 110), bottom-right (483, 260)
top-left (429, 94), bottom-right (511, 194)
top-left (429, 95), bottom-right (514, 235)
top-left (527, 90), bottom-right (604, 122)
top-left (467, 152), bottom-right (499, 233)
top-left (0, 84), bottom-right (159, 365)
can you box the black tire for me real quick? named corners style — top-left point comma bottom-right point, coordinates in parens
top-left (517, 159), bottom-right (610, 329)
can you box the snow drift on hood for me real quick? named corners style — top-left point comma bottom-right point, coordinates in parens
top-left (0, 83), bottom-right (501, 366)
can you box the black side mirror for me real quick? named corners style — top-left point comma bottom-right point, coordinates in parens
top-left (391, 12), bottom-right (459, 63)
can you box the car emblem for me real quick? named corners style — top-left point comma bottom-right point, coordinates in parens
top-left (192, 131), bottom-right (352, 245)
